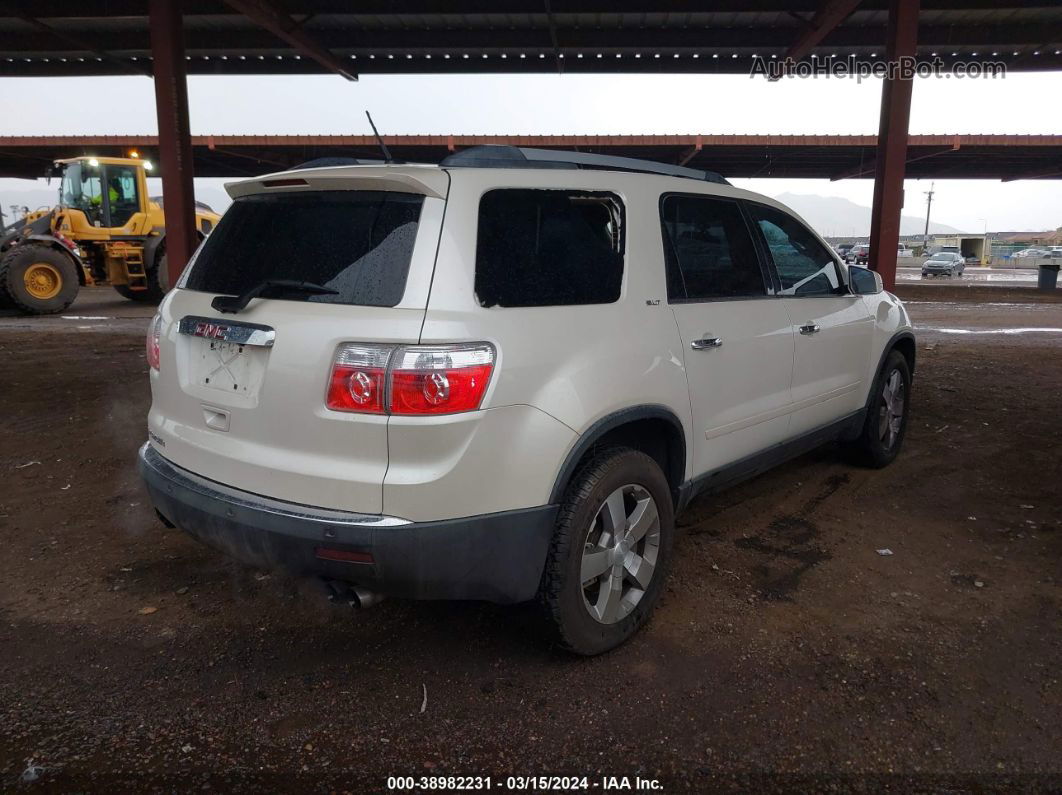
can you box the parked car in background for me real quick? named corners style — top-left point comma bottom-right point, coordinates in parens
top-left (922, 252), bottom-right (966, 277)
top-left (847, 244), bottom-right (870, 265)
top-left (836, 243), bottom-right (855, 259)
top-left (897, 245), bottom-right (914, 258)
top-left (138, 147), bottom-right (915, 655)
top-left (1013, 248), bottom-right (1050, 259)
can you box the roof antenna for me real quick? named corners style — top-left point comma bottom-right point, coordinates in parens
top-left (365, 110), bottom-right (393, 163)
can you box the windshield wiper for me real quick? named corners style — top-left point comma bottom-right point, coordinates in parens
top-left (211, 279), bottom-right (338, 314)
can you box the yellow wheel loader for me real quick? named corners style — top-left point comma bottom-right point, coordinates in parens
top-left (0, 156), bottom-right (220, 315)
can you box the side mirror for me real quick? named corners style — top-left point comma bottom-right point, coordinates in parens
top-left (849, 265), bottom-right (883, 295)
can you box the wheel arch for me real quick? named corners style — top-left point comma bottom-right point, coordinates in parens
top-left (24, 236), bottom-right (86, 285)
top-left (887, 331), bottom-right (916, 381)
top-left (548, 405), bottom-right (687, 508)
top-left (864, 330), bottom-right (916, 415)
top-left (144, 231), bottom-right (166, 270)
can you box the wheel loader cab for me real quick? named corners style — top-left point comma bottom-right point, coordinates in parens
top-left (56, 158), bottom-right (151, 236)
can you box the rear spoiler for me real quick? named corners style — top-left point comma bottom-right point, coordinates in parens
top-left (225, 167), bottom-right (448, 201)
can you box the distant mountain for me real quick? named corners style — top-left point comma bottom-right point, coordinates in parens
top-left (774, 192), bottom-right (962, 239)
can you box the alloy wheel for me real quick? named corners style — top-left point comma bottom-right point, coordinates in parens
top-left (878, 369), bottom-right (906, 449)
top-left (580, 484), bottom-right (660, 624)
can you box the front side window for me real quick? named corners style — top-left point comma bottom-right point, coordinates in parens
top-left (659, 194), bottom-right (765, 301)
top-left (747, 203), bottom-right (845, 296)
top-left (185, 190), bottom-right (424, 307)
top-left (105, 165), bottom-right (140, 227)
top-left (475, 189), bottom-right (624, 308)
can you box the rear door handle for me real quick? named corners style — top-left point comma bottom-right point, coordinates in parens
top-left (691, 337), bottom-right (723, 350)
top-left (799, 324), bottom-right (821, 335)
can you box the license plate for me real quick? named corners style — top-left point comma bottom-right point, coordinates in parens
top-left (191, 338), bottom-right (266, 396)
top-left (179, 315), bottom-right (273, 398)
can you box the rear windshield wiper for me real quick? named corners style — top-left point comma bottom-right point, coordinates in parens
top-left (211, 279), bottom-right (338, 314)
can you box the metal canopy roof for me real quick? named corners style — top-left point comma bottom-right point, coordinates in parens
top-left (1, 134), bottom-right (1058, 180)
top-left (1, 1), bottom-right (1060, 77)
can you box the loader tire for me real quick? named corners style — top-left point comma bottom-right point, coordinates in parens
top-left (0, 244), bottom-right (79, 315)
top-left (113, 252), bottom-right (168, 303)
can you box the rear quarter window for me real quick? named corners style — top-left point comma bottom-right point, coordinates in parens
top-left (474, 189), bottom-right (624, 308)
top-left (184, 190), bottom-right (424, 307)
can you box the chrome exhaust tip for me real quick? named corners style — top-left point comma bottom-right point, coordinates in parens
top-left (321, 578), bottom-right (385, 609)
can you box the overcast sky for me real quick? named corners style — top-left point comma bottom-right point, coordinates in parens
top-left (1, 70), bottom-right (1060, 232)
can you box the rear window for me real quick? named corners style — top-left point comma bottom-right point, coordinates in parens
top-left (474, 189), bottom-right (624, 308)
top-left (184, 190), bottom-right (424, 307)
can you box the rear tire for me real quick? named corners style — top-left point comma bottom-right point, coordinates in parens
top-left (537, 447), bottom-right (675, 655)
top-left (844, 350), bottom-right (911, 468)
top-left (113, 251), bottom-right (168, 303)
top-left (0, 244), bottom-right (79, 315)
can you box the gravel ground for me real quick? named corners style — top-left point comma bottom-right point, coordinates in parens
top-left (1, 287), bottom-right (1060, 792)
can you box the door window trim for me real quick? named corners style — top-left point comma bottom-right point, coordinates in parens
top-left (742, 199), bottom-right (853, 299)
top-left (658, 191), bottom-right (776, 305)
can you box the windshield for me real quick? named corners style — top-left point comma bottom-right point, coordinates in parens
top-left (184, 190), bottom-right (425, 307)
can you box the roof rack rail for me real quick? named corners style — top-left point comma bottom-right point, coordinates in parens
top-left (439, 145), bottom-right (729, 185)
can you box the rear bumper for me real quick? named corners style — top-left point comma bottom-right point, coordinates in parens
top-left (138, 443), bottom-right (557, 604)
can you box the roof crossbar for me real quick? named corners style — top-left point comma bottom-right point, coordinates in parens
top-left (440, 145), bottom-right (730, 185)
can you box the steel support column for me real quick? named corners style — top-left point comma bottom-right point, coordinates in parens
top-left (868, 0), bottom-right (919, 290)
top-left (149, 0), bottom-right (197, 287)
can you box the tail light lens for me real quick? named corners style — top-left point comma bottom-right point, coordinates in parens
top-left (390, 344), bottom-right (495, 415)
top-left (325, 343), bottom-right (495, 416)
top-left (146, 314), bottom-right (162, 371)
top-left (326, 344), bottom-right (392, 413)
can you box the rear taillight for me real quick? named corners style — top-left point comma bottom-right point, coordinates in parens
top-left (390, 344), bottom-right (495, 415)
top-left (146, 315), bottom-right (161, 371)
top-left (326, 343), bottom-right (495, 416)
top-left (326, 344), bottom-right (392, 413)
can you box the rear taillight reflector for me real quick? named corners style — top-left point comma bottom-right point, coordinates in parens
top-left (325, 343), bottom-right (495, 416)
top-left (314, 547), bottom-right (374, 564)
top-left (146, 314), bottom-right (161, 371)
top-left (326, 344), bottom-right (391, 413)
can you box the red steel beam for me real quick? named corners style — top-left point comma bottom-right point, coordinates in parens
top-left (149, 0), bottom-right (198, 287)
top-left (868, 0), bottom-right (919, 291)
top-left (4, 133), bottom-right (1059, 149)
top-left (1001, 166), bottom-right (1062, 182)
top-left (831, 141), bottom-right (959, 180)
top-left (785, 0), bottom-right (864, 62)
top-left (222, 0), bottom-right (357, 81)
top-left (677, 135), bottom-right (703, 166)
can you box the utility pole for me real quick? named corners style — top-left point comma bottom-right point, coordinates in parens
top-left (922, 182), bottom-right (935, 252)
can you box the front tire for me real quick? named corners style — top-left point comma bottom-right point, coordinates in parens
top-left (538, 447), bottom-right (675, 655)
top-left (113, 251), bottom-right (168, 303)
top-left (0, 244), bottom-right (80, 315)
top-left (845, 350), bottom-right (911, 468)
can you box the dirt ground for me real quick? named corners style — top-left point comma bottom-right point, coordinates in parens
top-left (1, 287), bottom-right (1061, 792)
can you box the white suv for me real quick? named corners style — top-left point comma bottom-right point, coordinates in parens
top-left (139, 147), bottom-right (914, 655)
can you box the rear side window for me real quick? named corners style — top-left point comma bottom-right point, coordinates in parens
top-left (185, 190), bottom-right (424, 307)
top-left (746, 202), bottom-right (844, 297)
top-left (659, 194), bottom-right (765, 301)
top-left (475, 189), bottom-right (624, 308)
